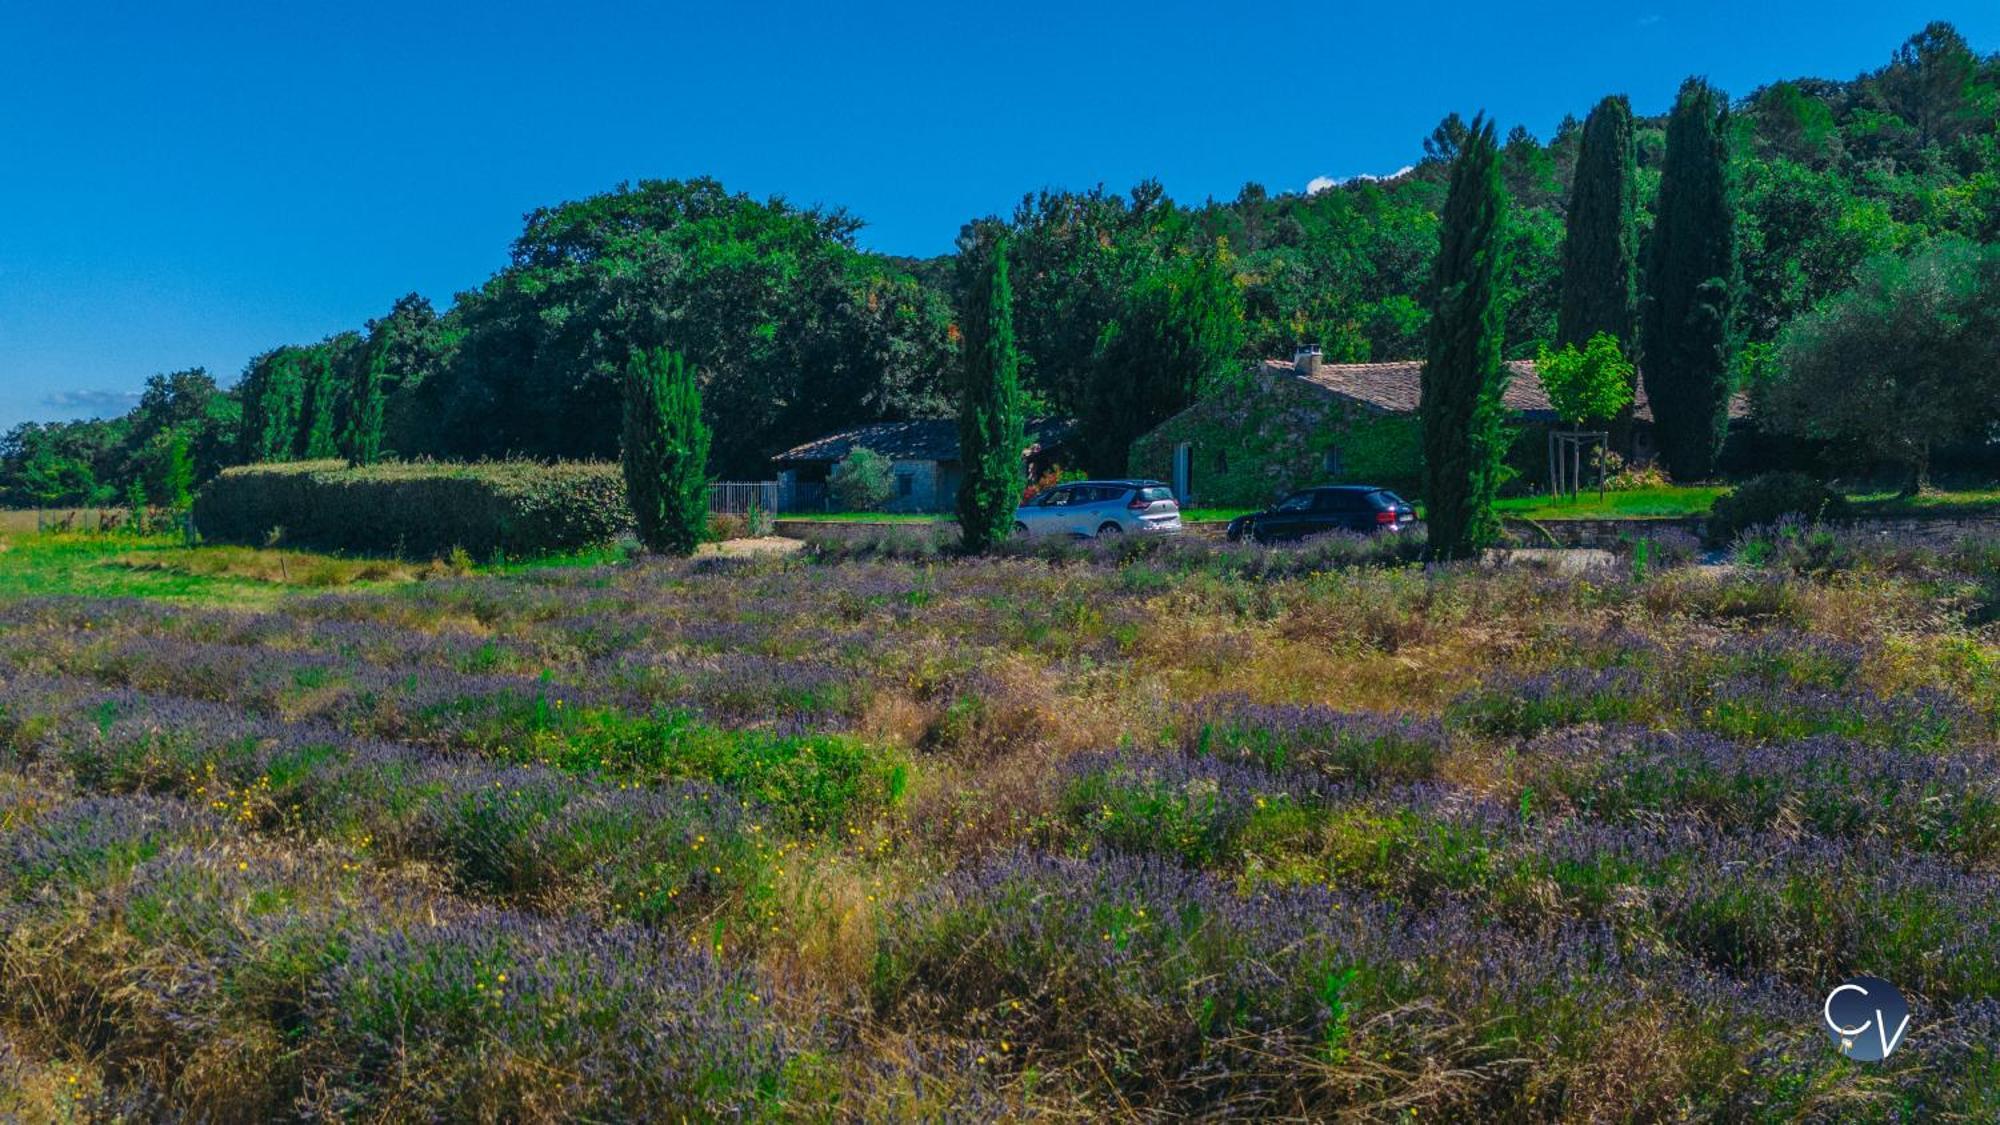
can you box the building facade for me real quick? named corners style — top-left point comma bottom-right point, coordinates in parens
top-left (1129, 350), bottom-right (1732, 508)
top-left (773, 418), bottom-right (1073, 513)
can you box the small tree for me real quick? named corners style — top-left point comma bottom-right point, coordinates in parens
top-left (1536, 332), bottom-right (1636, 497)
top-left (125, 478), bottom-right (149, 536)
top-left (830, 446), bottom-right (896, 511)
top-left (957, 235), bottom-right (1027, 553)
top-left (1538, 333), bottom-right (1637, 425)
top-left (1420, 113), bottom-right (1511, 561)
top-left (621, 346), bottom-right (710, 556)
top-left (162, 432), bottom-right (195, 511)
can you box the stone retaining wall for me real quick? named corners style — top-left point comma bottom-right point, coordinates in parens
top-left (1506, 512), bottom-right (2000, 550)
top-left (1503, 516), bottom-right (1701, 550)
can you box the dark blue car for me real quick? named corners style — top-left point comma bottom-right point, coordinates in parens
top-left (1225, 486), bottom-right (1416, 543)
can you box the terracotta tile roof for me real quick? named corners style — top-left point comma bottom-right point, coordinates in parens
top-left (1266, 359), bottom-right (1748, 422)
top-left (773, 417), bottom-right (1073, 465)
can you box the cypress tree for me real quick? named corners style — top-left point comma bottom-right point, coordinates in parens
top-left (337, 343), bottom-right (388, 467)
top-left (956, 235), bottom-right (1026, 554)
top-left (1419, 114), bottom-right (1510, 562)
top-left (621, 346), bottom-right (710, 556)
top-left (1557, 96), bottom-right (1638, 350)
top-left (295, 344), bottom-right (341, 460)
top-left (239, 348), bottom-right (306, 463)
top-left (1642, 78), bottom-right (1738, 481)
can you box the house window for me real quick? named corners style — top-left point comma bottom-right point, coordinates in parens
top-left (1321, 446), bottom-right (1343, 476)
top-left (896, 473), bottom-right (914, 498)
top-left (1213, 450), bottom-right (1229, 472)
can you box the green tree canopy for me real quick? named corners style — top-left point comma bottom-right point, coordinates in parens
top-left (433, 179), bottom-right (953, 475)
top-left (1763, 239), bottom-right (2000, 493)
top-left (1536, 332), bottom-right (1637, 426)
top-left (1086, 242), bottom-right (1246, 475)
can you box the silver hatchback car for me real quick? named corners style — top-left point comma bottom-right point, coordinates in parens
top-left (1013, 480), bottom-right (1183, 539)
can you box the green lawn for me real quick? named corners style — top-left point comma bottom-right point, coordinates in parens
top-left (1849, 485), bottom-right (2000, 516)
top-left (1495, 485), bottom-right (1730, 521)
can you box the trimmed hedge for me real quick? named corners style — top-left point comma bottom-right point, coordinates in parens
top-left (193, 460), bottom-right (631, 558)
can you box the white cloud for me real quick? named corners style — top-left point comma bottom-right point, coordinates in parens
top-left (1305, 166), bottom-right (1415, 195)
top-left (44, 389), bottom-right (140, 414)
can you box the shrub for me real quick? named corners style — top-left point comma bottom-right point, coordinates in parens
top-left (303, 914), bottom-right (791, 1118)
top-left (1705, 472), bottom-right (1851, 546)
top-left (831, 446), bottom-right (896, 512)
top-left (1182, 697), bottom-right (1446, 787)
top-left (193, 460), bottom-right (630, 559)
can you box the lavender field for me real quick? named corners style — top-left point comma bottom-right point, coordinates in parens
top-left (0, 528), bottom-right (1995, 1120)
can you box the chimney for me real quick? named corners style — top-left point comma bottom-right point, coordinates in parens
top-left (1293, 344), bottom-right (1323, 375)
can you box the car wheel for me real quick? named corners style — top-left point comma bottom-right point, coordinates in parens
top-left (1013, 521), bottom-right (1030, 537)
top-left (1096, 522), bottom-right (1124, 537)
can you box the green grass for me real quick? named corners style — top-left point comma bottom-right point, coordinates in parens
top-left (1498, 483), bottom-right (2000, 522)
top-left (0, 530), bottom-right (633, 606)
top-left (1496, 485), bottom-right (1730, 521)
top-left (1848, 485), bottom-right (2000, 516)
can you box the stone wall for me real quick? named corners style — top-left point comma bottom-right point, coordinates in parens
top-left (1503, 516), bottom-right (1701, 549)
top-left (883, 460), bottom-right (949, 514)
top-left (1506, 512), bottom-right (2000, 550)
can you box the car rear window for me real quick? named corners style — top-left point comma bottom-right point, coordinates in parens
top-left (1137, 486), bottom-right (1173, 503)
top-left (1370, 490), bottom-right (1407, 508)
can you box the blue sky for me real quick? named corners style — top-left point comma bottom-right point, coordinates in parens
top-left (2, 2), bottom-right (1993, 431)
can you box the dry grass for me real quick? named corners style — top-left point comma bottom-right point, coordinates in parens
top-left (112, 544), bottom-right (461, 586)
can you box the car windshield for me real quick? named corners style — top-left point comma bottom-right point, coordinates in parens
top-left (1275, 493), bottom-right (1313, 512)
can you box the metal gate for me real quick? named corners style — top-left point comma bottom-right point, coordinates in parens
top-left (707, 481), bottom-right (780, 514)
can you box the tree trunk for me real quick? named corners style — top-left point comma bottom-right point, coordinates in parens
top-left (1899, 444), bottom-right (1931, 498)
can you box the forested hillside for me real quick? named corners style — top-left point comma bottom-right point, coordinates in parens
top-left (5, 22), bottom-right (1995, 503)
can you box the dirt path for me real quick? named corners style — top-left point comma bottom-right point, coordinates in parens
top-left (695, 536), bottom-right (805, 558)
